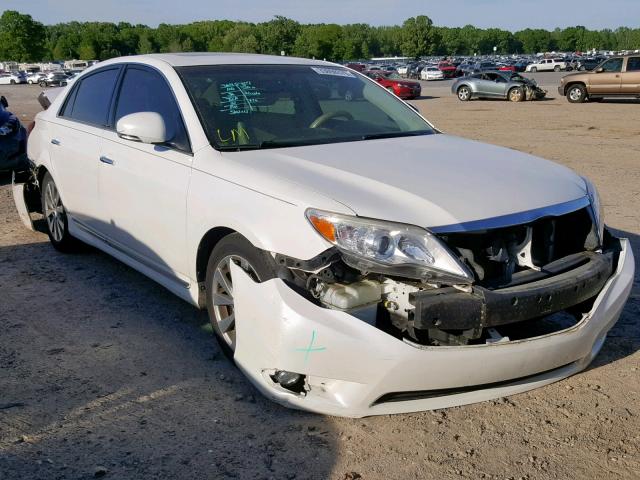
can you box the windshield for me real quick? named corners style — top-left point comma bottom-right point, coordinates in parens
top-left (177, 64), bottom-right (434, 151)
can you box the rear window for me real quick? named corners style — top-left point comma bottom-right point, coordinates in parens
top-left (61, 68), bottom-right (119, 126)
top-left (627, 57), bottom-right (640, 72)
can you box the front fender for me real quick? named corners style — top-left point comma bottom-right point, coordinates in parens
top-left (186, 162), bottom-right (353, 282)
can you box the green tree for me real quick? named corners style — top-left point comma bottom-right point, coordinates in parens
top-left (259, 16), bottom-right (300, 55)
top-left (223, 24), bottom-right (260, 53)
top-left (0, 10), bottom-right (46, 61)
top-left (400, 15), bottom-right (434, 58)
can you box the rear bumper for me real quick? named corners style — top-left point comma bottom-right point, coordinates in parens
top-left (232, 239), bottom-right (634, 417)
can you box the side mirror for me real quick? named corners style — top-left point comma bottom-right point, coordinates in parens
top-left (0, 96), bottom-right (8, 108)
top-left (595, 67), bottom-right (604, 73)
top-left (116, 112), bottom-right (169, 144)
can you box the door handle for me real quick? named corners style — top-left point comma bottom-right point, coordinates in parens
top-left (51, 139), bottom-right (60, 146)
top-left (99, 155), bottom-right (115, 165)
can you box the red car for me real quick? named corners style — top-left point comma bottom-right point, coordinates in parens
top-left (345, 63), bottom-right (366, 72)
top-left (366, 72), bottom-right (421, 99)
top-left (499, 64), bottom-right (517, 72)
top-left (438, 62), bottom-right (458, 78)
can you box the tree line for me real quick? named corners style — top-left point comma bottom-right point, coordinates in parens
top-left (2, 9), bottom-right (640, 63)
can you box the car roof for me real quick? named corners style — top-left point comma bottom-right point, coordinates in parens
top-left (102, 53), bottom-right (337, 68)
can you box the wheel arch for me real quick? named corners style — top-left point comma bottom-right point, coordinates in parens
top-left (564, 81), bottom-right (586, 96)
top-left (195, 226), bottom-right (237, 285)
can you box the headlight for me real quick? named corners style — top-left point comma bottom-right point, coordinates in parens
top-left (582, 176), bottom-right (604, 245)
top-left (305, 209), bottom-right (473, 283)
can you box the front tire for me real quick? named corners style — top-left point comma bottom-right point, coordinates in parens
top-left (508, 86), bottom-right (525, 102)
top-left (567, 84), bottom-right (587, 103)
top-left (41, 172), bottom-right (79, 252)
top-left (39, 81), bottom-right (47, 88)
top-left (205, 234), bottom-right (276, 360)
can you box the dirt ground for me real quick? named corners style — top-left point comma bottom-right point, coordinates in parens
top-left (1, 77), bottom-right (639, 480)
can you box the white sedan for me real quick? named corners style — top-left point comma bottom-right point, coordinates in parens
top-left (14, 53), bottom-right (634, 417)
top-left (0, 72), bottom-right (26, 84)
top-left (420, 66), bottom-right (444, 80)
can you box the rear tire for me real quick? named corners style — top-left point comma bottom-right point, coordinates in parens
top-left (41, 172), bottom-right (80, 252)
top-left (567, 84), bottom-right (587, 103)
top-left (554, 65), bottom-right (561, 72)
top-left (508, 86), bottom-right (524, 102)
top-left (39, 81), bottom-right (46, 88)
top-left (457, 85), bottom-right (471, 101)
top-left (205, 233), bottom-right (277, 360)
top-left (10, 79), bottom-right (15, 85)
top-left (530, 67), bottom-right (537, 73)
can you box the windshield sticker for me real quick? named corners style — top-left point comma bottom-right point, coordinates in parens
top-left (310, 67), bottom-right (355, 78)
top-left (216, 126), bottom-right (250, 144)
top-left (219, 81), bottom-right (262, 115)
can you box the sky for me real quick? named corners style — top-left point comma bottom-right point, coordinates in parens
top-left (2, 0), bottom-right (639, 30)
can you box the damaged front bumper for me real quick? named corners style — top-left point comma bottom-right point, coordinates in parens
top-left (231, 239), bottom-right (634, 417)
top-left (524, 84), bottom-right (547, 100)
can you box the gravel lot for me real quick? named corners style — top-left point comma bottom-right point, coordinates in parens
top-left (1, 73), bottom-right (639, 480)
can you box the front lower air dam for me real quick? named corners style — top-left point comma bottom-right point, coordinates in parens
top-left (229, 240), bottom-right (634, 418)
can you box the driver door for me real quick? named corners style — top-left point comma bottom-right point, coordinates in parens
top-left (590, 58), bottom-right (623, 94)
top-left (98, 65), bottom-right (192, 279)
top-left (484, 73), bottom-right (508, 97)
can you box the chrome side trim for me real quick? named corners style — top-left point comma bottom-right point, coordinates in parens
top-left (71, 217), bottom-right (190, 289)
top-left (429, 196), bottom-right (590, 234)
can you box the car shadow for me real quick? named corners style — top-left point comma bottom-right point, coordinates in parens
top-left (0, 171), bottom-right (12, 186)
top-left (411, 95), bottom-right (439, 101)
top-left (0, 218), bottom-right (339, 479)
top-left (590, 98), bottom-right (640, 104)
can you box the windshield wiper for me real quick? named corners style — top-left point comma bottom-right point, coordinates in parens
top-left (360, 131), bottom-right (432, 140)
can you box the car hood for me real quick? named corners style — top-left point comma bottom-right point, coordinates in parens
top-left (226, 134), bottom-right (587, 230)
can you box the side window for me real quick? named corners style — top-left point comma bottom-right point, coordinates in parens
top-left (626, 57), bottom-right (640, 72)
top-left (601, 58), bottom-right (623, 73)
top-left (61, 68), bottom-right (119, 126)
top-left (114, 67), bottom-right (190, 152)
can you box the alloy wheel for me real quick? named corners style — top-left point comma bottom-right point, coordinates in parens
top-left (509, 88), bottom-right (523, 102)
top-left (458, 87), bottom-right (470, 101)
top-left (210, 255), bottom-right (258, 351)
top-left (569, 87), bottom-right (583, 102)
top-left (43, 180), bottom-right (65, 242)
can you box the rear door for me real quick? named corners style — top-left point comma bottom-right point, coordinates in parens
top-left (47, 66), bottom-right (121, 232)
top-left (589, 57), bottom-right (623, 94)
top-left (98, 64), bottom-right (192, 279)
top-left (621, 56), bottom-right (640, 95)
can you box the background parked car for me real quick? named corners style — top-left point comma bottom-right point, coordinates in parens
top-left (0, 72), bottom-right (27, 85)
top-left (558, 54), bottom-right (640, 103)
top-left (26, 72), bottom-right (45, 84)
top-left (39, 71), bottom-right (68, 87)
top-left (0, 95), bottom-right (28, 172)
top-left (473, 61), bottom-right (498, 73)
top-left (438, 61), bottom-right (458, 78)
top-left (452, 71), bottom-right (546, 102)
top-left (366, 71), bottom-right (421, 99)
top-left (576, 57), bottom-right (606, 71)
top-left (420, 66), bottom-right (444, 81)
top-left (526, 58), bottom-right (567, 72)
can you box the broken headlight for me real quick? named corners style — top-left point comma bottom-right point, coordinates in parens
top-left (582, 176), bottom-right (604, 245)
top-left (305, 209), bottom-right (473, 283)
